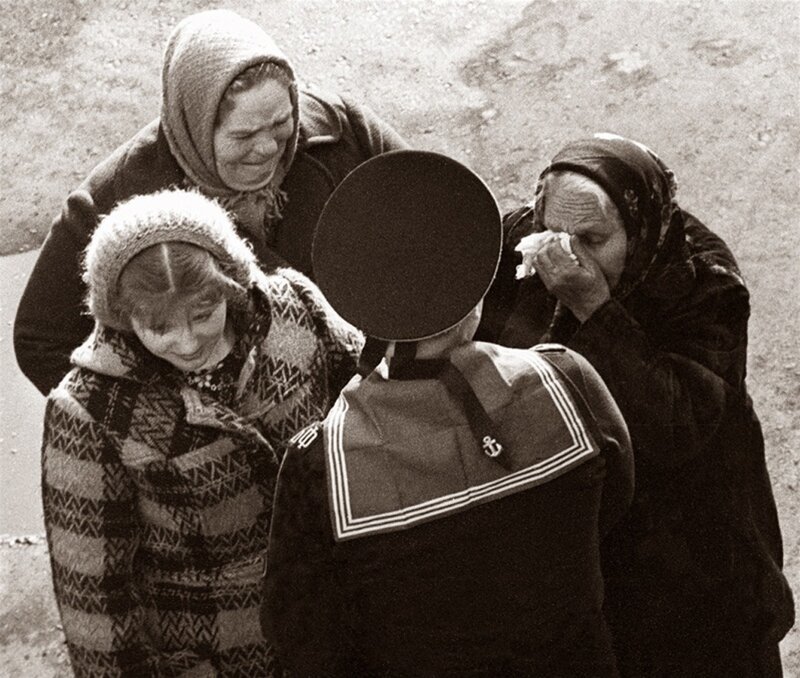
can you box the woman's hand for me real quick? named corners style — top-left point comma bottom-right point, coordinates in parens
top-left (533, 235), bottom-right (611, 322)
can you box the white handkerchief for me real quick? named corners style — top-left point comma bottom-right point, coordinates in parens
top-left (514, 231), bottom-right (576, 279)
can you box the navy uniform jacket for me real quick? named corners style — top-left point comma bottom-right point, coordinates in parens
top-left (263, 341), bottom-right (633, 677)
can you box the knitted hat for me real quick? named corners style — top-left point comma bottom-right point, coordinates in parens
top-left (160, 9), bottom-right (300, 196)
top-left (84, 189), bottom-right (257, 331)
top-left (312, 150), bottom-right (502, 341)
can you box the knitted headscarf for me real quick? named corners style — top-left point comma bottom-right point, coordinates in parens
top-left (161, 10), bottom-right (300, 239)
top-left (533, 133), bottom-right (693, 300)
top-left (84, 189), bottom-right (258, 332)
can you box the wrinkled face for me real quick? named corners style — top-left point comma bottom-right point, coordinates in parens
top-left (543, 176), bottom-right (628, 290)
top-left (132, 297), bottom-right (229, 372)
top-left (213, 79), bottom-right (294, 191)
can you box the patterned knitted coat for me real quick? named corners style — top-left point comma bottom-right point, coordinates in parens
top-left (41, 267), bottom-right (362, 677)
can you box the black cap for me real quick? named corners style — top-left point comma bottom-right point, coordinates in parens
top-left (312, 150), bottom-right (501, 341)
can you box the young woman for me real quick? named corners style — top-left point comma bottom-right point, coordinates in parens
top-left (15, 8), bottom-right (405, 395)
top-left (41, 189), bottom-right (361, 676)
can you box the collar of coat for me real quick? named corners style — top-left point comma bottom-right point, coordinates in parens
top-left (71, 281), bottom-right (280, 453)
top-left (71, 283), bottom-right (271, 389)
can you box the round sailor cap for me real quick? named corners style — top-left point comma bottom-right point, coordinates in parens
top-left (312, 150), bottom-right (502, 341)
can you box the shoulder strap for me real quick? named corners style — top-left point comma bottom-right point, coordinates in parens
top-left (437, 362), bottom-right (511, 469)
top-left (388, 355), bottom-right (510, 469)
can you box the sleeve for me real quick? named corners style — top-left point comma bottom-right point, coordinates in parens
top-left (567, 279), bottom-right (750, 476)
top-left (282, 268), bottom-right (364, 395)
top-left (42, 387), bottom-right (209, 677)
top-left (14, 189), bottom-right (99, 395)
top-left (263, 432), bottom-right (350, 677)
top-left (340, 95), bottom-right (409, 156)
top-left (542, 348), bottom-right (634, 536)
top-left (14, 121), bottom-right (180, 397)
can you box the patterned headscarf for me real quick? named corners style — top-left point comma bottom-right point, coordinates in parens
top-left (534, 133), bottom-right (693, 299)
top-left (161, 10), bottom-right (300, 241)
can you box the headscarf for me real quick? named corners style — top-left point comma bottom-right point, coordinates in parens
top-left (161, 10), bottom-right (300, 241)
top-left (533, 133), bottom-right (694, 300)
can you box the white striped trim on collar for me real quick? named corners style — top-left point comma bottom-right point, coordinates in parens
top-left (325, 350), bottom-right (597, 541)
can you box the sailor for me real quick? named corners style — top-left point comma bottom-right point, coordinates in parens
top-left (262, 149), bottom-right (634, 677)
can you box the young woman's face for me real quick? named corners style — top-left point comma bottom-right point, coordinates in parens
top-left (213, 79), bottom-right (294, 191)
top-left (132, 296), bottom-right (229, 372)
top-left (543, 179), bottom-right (628, 290)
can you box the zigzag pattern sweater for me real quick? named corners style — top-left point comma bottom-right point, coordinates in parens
top-left (41, 268), bottom-right (361, 677)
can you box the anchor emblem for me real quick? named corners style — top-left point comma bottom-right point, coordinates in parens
top-left (482, 435), bottom-right (503, 458)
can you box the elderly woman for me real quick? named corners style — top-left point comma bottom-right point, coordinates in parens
top-left (477, 134), bottom-right (794, 677)
top-left (15, 8), bottom-right (406, 396)
top-left (41, 189), bottom-right (361, 676)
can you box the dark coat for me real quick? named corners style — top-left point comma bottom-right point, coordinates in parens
top-left (15, 87), bottom-right (406, 395)
top-left (263, 342), bottom-right (634, 677)
top-left (477, 205), bottom-right (795, 677)
top-left (42, 269), bottom-right (362, 677)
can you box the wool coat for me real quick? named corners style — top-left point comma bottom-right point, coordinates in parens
top-left (263, 342), bottom-right (634, 677)
top-left (41, 268), bottom-right (362, 677)
top-left (15, 87), bottom-right (406, 395)
top-left (477, 203), bottom-right (795, 677)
